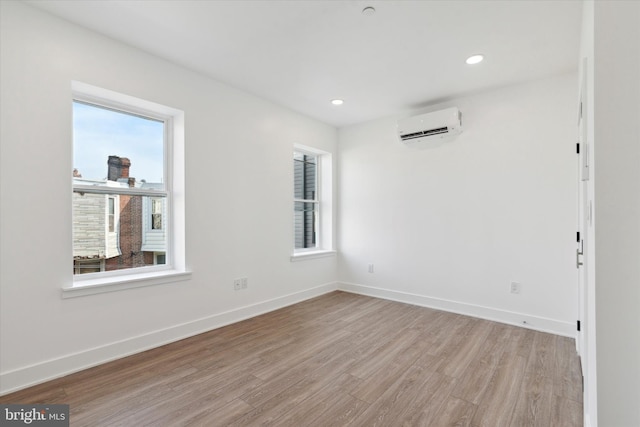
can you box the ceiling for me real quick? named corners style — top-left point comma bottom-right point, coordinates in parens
top-left (28, 0), bottom-right (583, 128)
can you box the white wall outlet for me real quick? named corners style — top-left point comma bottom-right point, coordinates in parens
top-left (368, 264), bottom-right (374, 273)
top-left (510, 281), bottom-right (521, 294)
top-left (241, 277), bottom-right (248, 289)
top-left (233, 278), bottom-right (242, 291)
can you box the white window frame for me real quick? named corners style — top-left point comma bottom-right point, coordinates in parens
top-left (64, 82), bottom-right (189, 298)
top-left (291, 144), bottom-right (335, 261)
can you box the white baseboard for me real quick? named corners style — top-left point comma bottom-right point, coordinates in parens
top-left (338, 282), bottom-right (575, 338)
top-left (0, 282), bottom-right (338, 396)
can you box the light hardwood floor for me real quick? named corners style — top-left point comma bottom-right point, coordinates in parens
top-left (1, 291), bottom-right (582, 426)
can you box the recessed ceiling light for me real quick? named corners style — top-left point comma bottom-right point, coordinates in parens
top-left (331, 99), bottom-right (344, 106)
top-left (362, 6), bottom-right (376, 16)
top-left (466, 54), bottom-right (484, 65)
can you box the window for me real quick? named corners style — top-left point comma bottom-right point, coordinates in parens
top-left (151, 198), bottom-right (163, 230)
top-left (108, 197), bottom-right (116, 232)
top-left (72, 99), bottom-right (166, 276)
top-left (74, 259), bottom-right (105, 275)
top-left (154, 253), bottom-right (166, 265)
top-left (292, 145), bottom-right (334, 260)
top-left (294, 152), bottom-right (318, 250)
top-left (66, 82), bottom-right (188, 297)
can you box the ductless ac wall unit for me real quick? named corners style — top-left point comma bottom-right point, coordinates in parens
top-left (397, 107), bottom-right (462, 143)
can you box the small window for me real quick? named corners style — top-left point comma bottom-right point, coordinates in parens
top-left (155, 252), bottom-right (166, 265)
top-left (73, 259), bottom-right (105, 275)
top-left (151, 198), bottom-right (163, 230)
top-left (108, 197), bottom-right (116, 232)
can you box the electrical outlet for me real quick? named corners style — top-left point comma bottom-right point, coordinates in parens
top-left (510, 281), bottom-right (521, 294)
top-left (368, 264), bottom-right (374, 273)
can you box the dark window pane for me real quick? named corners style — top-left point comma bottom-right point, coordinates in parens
top-left (152, 213), bottom-right (162, 230)
top-left (293, 153), bottom-right (317, 200)
top-left (151, 198), bottom-right (162, 230)
top-left (294, 201), bottom-right (317, 249)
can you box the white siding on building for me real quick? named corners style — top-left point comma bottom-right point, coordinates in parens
top-left (72, 193), bottom-right (120, 259)
top-left (72, 193), bottom-right (106, 258)
top-left (141, 196), bottom-right (166, 252)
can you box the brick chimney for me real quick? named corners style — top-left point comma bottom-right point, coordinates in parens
top-left (120, 157), bottom-right (131, 178)
top-left (107, 156), bottom-right (132, 181)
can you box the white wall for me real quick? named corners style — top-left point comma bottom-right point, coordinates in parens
top-left (338, 74), bottom-right (578, 335)
top-left (0, 1), bottom-right (337, 394)
top-left (593, 1), bottom-right (640, 426)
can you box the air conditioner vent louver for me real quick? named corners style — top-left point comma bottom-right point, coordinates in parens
top-left (400, 127), bottom-right (449, 141)
top-left (397, 108), bottom-right (462, 144)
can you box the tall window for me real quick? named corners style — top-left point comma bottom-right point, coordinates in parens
top-left (292, 145), bottom-right (333, 258)
top-left (65, 82), bottom-right (186, 297)
top-left (72, 97), bottom-right (167, 276)
top-left (108, 197), bottom-right (116, 233)
top-left (293, 151), bottom-right (318, 250)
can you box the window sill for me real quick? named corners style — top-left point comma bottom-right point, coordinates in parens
top-left (290, 250), bottom-right (336, 262)
top-left (62, 269), bottom-right (191, 299)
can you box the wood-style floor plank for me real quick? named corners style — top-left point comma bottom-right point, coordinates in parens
top-left (0, 291), bottom-right (582, 426)
top-left (268, 373), bottom-right (362, 427)
top-left (510, 372), bottom-right (555, 427)
top-left (470, 352), bottom-right (527, 427)
top-left (451, 323), bottom-right (511, 405)
top-left (401, 371), bottom-right (459, 426)
top-left (430, 396), bottom-right (477, 427)
top-left (350, 364), bottom-right (437, 427)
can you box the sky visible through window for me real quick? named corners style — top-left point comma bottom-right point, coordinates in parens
top-left (73, 101), bottom-right (164, 183)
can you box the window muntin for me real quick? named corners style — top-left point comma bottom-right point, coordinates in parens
top-left (72, 100), bottom-right (169, 277)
